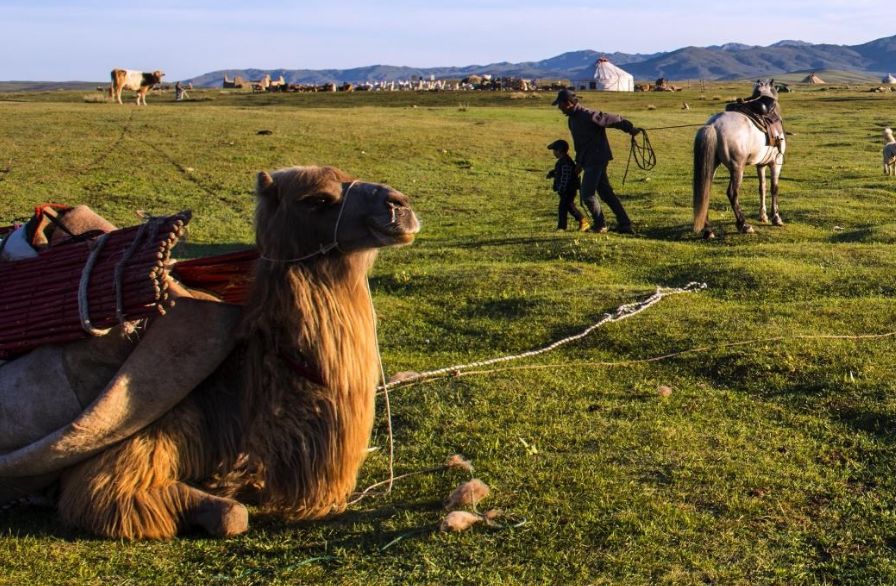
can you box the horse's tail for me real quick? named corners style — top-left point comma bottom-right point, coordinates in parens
top-left (693, 125), bottom-right (717, 232)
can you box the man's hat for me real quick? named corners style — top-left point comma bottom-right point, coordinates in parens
top-left (551, 88), bottom-right (577, 105)
top-left (546, 139), bottom-right (569, 151)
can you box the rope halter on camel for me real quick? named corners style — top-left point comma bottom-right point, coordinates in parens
top-left (259, 180), bottom-right (358, 264)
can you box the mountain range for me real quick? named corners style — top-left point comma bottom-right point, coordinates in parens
top-left (185, 35), bottom-right (896, 87)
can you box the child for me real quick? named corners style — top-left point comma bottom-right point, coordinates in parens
top-left (546, 139), bottom-right (588, 231)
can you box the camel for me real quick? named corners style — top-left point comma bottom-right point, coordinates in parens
top-left (0, 165), bottom-right (420, 539)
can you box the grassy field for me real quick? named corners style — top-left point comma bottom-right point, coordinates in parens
top-left (1, 83), bottom-right (896, 585)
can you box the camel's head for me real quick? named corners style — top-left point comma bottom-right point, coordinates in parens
top-left (254, 165), bottom-right (420, 261)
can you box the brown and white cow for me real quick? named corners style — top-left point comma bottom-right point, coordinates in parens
top-left (109, 69), bottom-right (165, 105)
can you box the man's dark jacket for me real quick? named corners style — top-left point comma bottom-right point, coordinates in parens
top-left (565, 103), bottom-right (635, 166)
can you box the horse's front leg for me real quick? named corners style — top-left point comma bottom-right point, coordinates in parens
top-left (770, 162), bottom-right (784, 226)
top-left (727, 164), bottom-right (753, 233)
top-left (757, 165), bottom-right (769, 223)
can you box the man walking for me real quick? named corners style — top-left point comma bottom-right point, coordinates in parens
top-left (553, 89), bottom-right (641, 233)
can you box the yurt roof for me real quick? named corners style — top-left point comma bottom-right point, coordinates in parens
top-left (593, 58), bottom-right (634, 91)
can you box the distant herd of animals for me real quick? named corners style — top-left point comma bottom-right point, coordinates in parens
top-left (102, 68), bottom-right (713, 102)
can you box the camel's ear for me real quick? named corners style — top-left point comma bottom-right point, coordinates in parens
top-left (256, 171), bottom-right (276, 198)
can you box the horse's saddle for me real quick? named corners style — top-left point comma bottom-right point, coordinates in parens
top-left (725, 96), bottom-right (784, 147)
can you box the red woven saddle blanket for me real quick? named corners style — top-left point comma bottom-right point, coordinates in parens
top-left (0, 208), bottom-right (264, 359)
top-left (170, 248), bottom-right (259, 305)
top-left (0, 212), bottom-right (192, 358)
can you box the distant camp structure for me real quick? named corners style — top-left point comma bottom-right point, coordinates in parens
top-left (883, 74), bottom-right (896, 84)
top-left (222, 74), bottom-right (285, 91)
top-left (802, 72), bottom-right (825, 84)
top-left (593, 58), bottom-right (634, 92)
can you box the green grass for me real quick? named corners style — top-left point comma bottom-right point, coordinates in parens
top-left (2, 86), bottom-right (896, 584)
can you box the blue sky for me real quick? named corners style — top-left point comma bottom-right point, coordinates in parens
top-left (0, 0), bottom-right (890, 81)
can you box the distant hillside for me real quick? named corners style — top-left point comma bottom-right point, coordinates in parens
top-left (623, 43), bottom-right (879, 81)
top-left (184, 34), bottom-right (896, 87)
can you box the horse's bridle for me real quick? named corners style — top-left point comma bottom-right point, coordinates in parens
top-left (259, 180), bottom-right (358, 264)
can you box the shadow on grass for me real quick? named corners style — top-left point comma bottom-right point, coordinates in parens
top-left (828, 224), bottom-right (875, 243)
top-left (421, 235), bottom-right (559, 250)
top-left (0, 507), bottom-right (88, 541)
top-left (0, 498), bottom-right (444, 548)
top-left (687, 359), bottom-right (896, 448)
top-left (250, 498), bottom-right (443, 552)
top-left (636, 223), bottom-right (696, 241)
top-left (833, 406), bottom-right (896, 443)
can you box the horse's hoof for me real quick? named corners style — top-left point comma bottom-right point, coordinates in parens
top-left (772, 215), bottom-right (784, 226)
top-left (702, 229), bottom-right (716, 240)
top-left (758, 214), bottom-right (769, 224)
top-left (741, 224), bottom-right (755, 234)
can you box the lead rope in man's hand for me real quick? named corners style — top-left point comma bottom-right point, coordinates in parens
top-left (622, 129), bottom-right (657, 185)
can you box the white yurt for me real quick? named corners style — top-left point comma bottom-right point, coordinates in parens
top-left (593, 58), bottom-right (634, 92)
top-left (883, 73), bottom-right (896, 84)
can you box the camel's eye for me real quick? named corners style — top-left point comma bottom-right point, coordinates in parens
top-left (303, 195), bottom-right (336, 209)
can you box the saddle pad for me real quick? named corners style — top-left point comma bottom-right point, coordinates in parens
top-left (171, 248), bottom-right (258, 305)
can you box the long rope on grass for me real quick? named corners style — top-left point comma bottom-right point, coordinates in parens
top-left (350, 282), bottom-right (706, 506)
top-left (378, 281), bottom-right (707, 394)
top-left (357, 275), bottom-right (396, 503)
top-left (437, 331), bottom-right (896, 381)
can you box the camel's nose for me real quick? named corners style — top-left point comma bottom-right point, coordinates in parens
top-left (386, 190), bottom-right (410, 209)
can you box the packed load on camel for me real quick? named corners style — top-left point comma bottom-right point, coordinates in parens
top-left (0, 205), bottom-right (190, 358)
top-left (0, 166), bottom-right (420, 539)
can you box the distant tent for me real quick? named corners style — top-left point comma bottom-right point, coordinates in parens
top-left (883, 74), bottom-right (896, 84)
top-left (593, 58), bottom-right (634, 92)
top-left (802, 72), bottom-right (825, 84)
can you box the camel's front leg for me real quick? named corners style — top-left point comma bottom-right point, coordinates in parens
top-left (176, 483), bottom-right (249, 537)
top-left (57, 410), bottom-right (248, 540)
top-left (60, 459), bottom-right (247, 539)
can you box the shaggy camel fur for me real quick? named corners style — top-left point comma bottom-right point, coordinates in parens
top-left (0, 166), bottom-right (419, 539)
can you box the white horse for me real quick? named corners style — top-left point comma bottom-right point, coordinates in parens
top-left (693, 80), bottom-right (786, 238)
